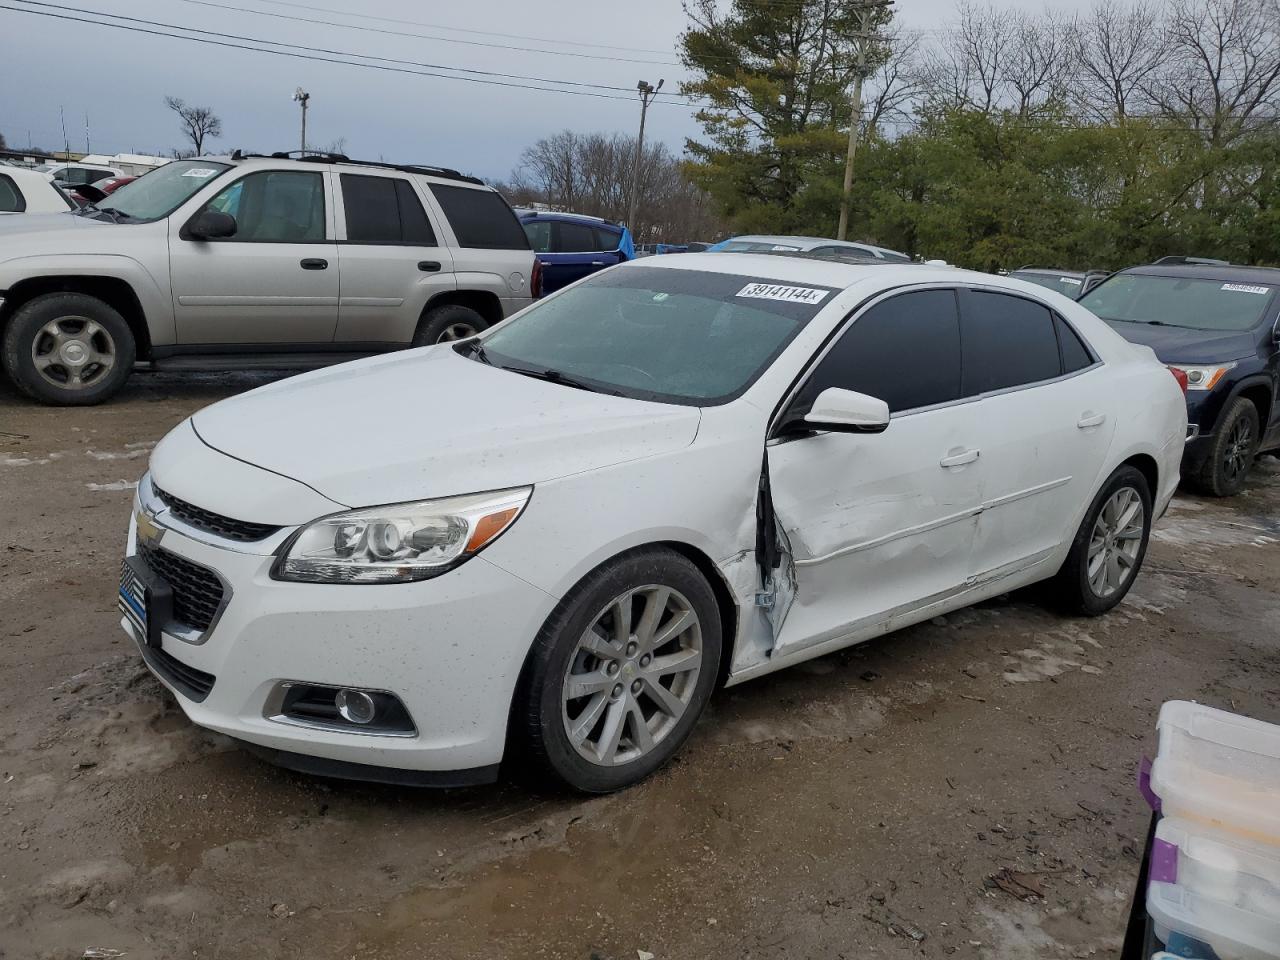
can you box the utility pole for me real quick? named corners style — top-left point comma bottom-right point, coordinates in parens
top-left (836, 0), bottom-right (893, 241)
top-left (627, 78), bottom-right (663, 235)
top-left (293, 87), bottom-right (311, 153)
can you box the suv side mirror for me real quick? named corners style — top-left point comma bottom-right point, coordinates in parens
top-left (802, 387), bottom-right (891, 434)
top-left (186, 210), bottom-right (237, 240)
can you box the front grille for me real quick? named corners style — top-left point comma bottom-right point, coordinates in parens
top-left (154, 484), bottom-right (281, 542)
top-left (146, 644), bottom-right (216, 702)
top-left (138, 542), bottom-right (225, 632)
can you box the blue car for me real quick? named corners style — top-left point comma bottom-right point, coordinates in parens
top-left (518, 211), bottom-right (635, 295)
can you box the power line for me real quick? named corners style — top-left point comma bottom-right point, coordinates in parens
top-left (0, 1), bottom-right (702, 106)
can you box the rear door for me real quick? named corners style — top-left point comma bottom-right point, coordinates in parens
top-left (333, 172), bottom-right (455, 345)
top-left (169, 168), bottom-right (339, 344)
top-left (427, 183), bottom-right (533, 317)
top-left (767, 288), bottom-right (984, 656)
top-left (959, 288), bottom-right (1115, 582)
top-left (543, 220), bottom-right (621, 293)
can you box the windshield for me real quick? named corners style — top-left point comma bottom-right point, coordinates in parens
top-left (479, 266), bottom-right (837, 405)
top-left (1011, 271), bottom-right (1085, 298)
top-left (96, 160), bottom-right (230, 221)
top-left (1079, 273), bottom-right (1275, 331)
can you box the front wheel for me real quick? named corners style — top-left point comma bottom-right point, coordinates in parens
top-left (1189, 398), bottom-right (1260, 497)
top-left (2, 293), bottom-right (135, 405)
top-left (512, 548), bottom-right (722, 793)
top-left (1048, 465), bottom-right (1152, 616)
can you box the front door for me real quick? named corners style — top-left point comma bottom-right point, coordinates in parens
top-left (169, 168), bottom-right (338, 345)
top-left (767, 288), bottom-right (984, 656)
top-left (541, 220), bottom-right (625, 294)
top-left (957, 289), bottom-right (1117, 581)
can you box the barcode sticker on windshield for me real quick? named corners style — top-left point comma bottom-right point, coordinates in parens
top-left (736, 283), bottom-right (829, 304)
top-left (1222, 283), bottom-right (1270, 295)
top-left (181, 168), bottom-right (219, 178)
top-left (1060, 277), bottom-right (1082, 285)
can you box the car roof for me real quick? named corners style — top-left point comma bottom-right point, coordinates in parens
top-left (1, 166), bottom-right (57, 184)
top-left (1011, 268), bottom-right (1089, 278)
top-left (204, 151), bottom-right (489, 187)
top-left (1118, 262), bottom-right (1280, 284)
top-left (517, 210), bottom-right (622, 228)
top-left (626, 251), bottom-right (944, 289)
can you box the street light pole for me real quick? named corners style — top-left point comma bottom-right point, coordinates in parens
top-left (293, 87), bottom-right (311, 154)
top-left (627, 78), bottom-right (663, 236)
top-left (836, 0), bottom-right (892, 241)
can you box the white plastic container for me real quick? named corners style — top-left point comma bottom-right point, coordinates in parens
top-left (1150, 700), bottom-right (1280, 845)
top-left (1147, 818), bottom-right (1280, 960)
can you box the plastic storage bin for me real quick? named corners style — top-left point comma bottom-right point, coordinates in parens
top-left (1150, 701), bottom-right (1280, 845)
top-left (1147, 817), bottom-right (1280, 960)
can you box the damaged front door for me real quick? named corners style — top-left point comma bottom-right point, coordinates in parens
top-left (763, 288), bottom-right (985, 658)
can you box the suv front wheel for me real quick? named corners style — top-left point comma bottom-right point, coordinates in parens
top-left (3, 293), bottom-right (135, 405)
top-left (1190, 397), bottom-right (1260, 497)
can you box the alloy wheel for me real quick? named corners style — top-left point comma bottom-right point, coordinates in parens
top-left (561, 584), bottom-right (703, 767)
top-left (1223, 416), bottom-right (1255, 483)
top-left (30, 316), bottom-right (116, 390)
top-left (436, 322), bottom-right (479, 342)
top-left (1086, 486), bottom-right (1144, 598)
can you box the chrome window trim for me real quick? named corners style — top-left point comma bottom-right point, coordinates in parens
top-left (767, 281), bottom-right (1105, 441)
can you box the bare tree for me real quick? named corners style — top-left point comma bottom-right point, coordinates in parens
top-left (1004, 10), bottom-right (1071, 116)
top-left (863, 30), bottom-right (924, 136)
top-left (921, 2), bottom-right (1015, 113)
top-left (1071, 1), bottom-right (1169, 122)
top-left (164, 96), bottom-right (223, 156)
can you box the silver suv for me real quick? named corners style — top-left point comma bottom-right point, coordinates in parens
top-left (0, 152), bottom-right (537, 404)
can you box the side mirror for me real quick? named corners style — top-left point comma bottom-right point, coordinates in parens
top-left (802, 387), bottom-right (890, 434)
top-left (75, 183), bottom-right (107, 204)
top-left (186, 210), bottom-right (237, 240)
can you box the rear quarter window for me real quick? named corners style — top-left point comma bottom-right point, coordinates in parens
top-left (0, 174), bottom-right (25, 212)
top-left (428, 184), bottom-right (529, 250)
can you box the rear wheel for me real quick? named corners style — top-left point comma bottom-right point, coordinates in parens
top-left (1048, 465), bottom-right (1152, 616)
top-left (2, 293), bottom-right (135, 405)
top-left (512, 548), bottom-right (722, 793)
top-left (412, 303), bottom-right (488, 346)
top-left (1190, 398), bottom-right (1260, 497)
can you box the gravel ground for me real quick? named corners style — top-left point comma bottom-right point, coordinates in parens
top-left (1, 370), bottom-right (1278, 960)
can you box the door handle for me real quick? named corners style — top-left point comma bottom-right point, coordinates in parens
top-left (591, 261), bottom-right (606, 266)
top-left (940, 448), bottom-right (980, 468)
top-left (299, 258), bottom-right (328, 270)
top-left (418, 260), bottom-right (442, 272)
top-left (1077, 412), bottom-right (1107, 429)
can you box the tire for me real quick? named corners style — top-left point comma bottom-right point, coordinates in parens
top-left (412, 303), bottom-right (488, 346)
top-left (511, 547), bottom-right (723, 794)
top-left (1048, 465), bottom-right (1152, 617)
top-left (2, 293), bottom-right (135, 405)
top-left (1189, 398), bottom-right (1261, 497)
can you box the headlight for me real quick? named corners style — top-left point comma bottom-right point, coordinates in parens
top-left (273, 487), bottom-right (531, 584)
top-left (1169, 362), bottom-right (1235, 391)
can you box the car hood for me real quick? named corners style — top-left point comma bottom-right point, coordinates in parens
top-left (191, 346), bottom-right (702, 508)
top-left (1104, 321), bottom-right (1259, 363)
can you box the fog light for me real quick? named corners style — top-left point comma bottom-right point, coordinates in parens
top-left (335, 688), bottom-right (377, 725)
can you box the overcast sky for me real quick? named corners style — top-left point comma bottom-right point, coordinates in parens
top-left (0, 0), bottom-right (1093, 180)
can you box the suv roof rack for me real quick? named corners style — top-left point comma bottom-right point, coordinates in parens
top-left (229, 149), bottom-right (484, 185)
top-left (1150, 255), bottom-right (1231, 266)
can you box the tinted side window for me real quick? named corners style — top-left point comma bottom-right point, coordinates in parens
top-left (961, 290), bottom-right (1061, 395)
top-left (594, 226), bottom-right (621, 251)
top-left (523, 220), bottom-right (552, 252)
top-left (556, 221), bottom-right (597, 252)
top-left (794, 290), bottom-right (962, 415)
top-left (1056, 315), bottom-right (1094, 373)
top-left (341, 174), bottom-right (399, 242)
top-left (395, 179), bottom-right (435, 245)
top-left (0, 175), bottom-right (24, 212)
top-left (203, 171), bottom-right (326, 242)
top-left (428, 184), bottom-right (529, 249)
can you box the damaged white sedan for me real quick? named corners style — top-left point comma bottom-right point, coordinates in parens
top-left (119, 254), bottom-right (1187, 792)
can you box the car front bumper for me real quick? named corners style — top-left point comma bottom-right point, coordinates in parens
top-left (121, 489), bottom-right (556, 779)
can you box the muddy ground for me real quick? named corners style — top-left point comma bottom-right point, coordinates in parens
top-left (1, 371), bottom-right (1278, 960)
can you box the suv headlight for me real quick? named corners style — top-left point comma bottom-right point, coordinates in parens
top-left (1169, 362), bottom-right (1235, 391)
top-left (273, 487), bottom-right (531, 584)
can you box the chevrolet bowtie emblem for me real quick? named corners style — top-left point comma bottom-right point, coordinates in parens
top-left (136, 509), bottom-right (162, 545)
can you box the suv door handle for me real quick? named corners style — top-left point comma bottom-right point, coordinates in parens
top-left (300, 258), bottom-right (328, 270)
top-left (940, 448), bottom-right (980, 468)
top-left (418, 260), bottom-right (442, 272)
top-left (591, 261), bottom-right (606, 266)
top-left (1077, 412), bottom-right (1107, 429)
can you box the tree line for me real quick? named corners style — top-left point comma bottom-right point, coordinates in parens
top-left (679, 0), bottom-right (1280, 270)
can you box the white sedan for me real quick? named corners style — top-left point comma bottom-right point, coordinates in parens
top-left (0, 166), bottom-right (75, 214)
top-left (119, 255), bottom-right (1187, 792)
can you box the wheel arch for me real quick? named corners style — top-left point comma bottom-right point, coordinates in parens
top-left (422, 288), bottom-right (504, 329)
top-left (0, 274), bottom-right (151, 359)
top-left (1230, 378), bottom-right (1273, 434)
top-left (1119, 452), bottom-right (1159, 501)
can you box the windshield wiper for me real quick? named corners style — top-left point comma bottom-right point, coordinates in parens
top-left (464, 339), bottom-right (492, 365)
top-left (499, 364), bottom-right (622, 396)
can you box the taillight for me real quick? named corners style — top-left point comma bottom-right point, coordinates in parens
top-left (1168, 366), bottom-right (1189, 395)
top-left (531, 259), bottom-right (544, 299)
